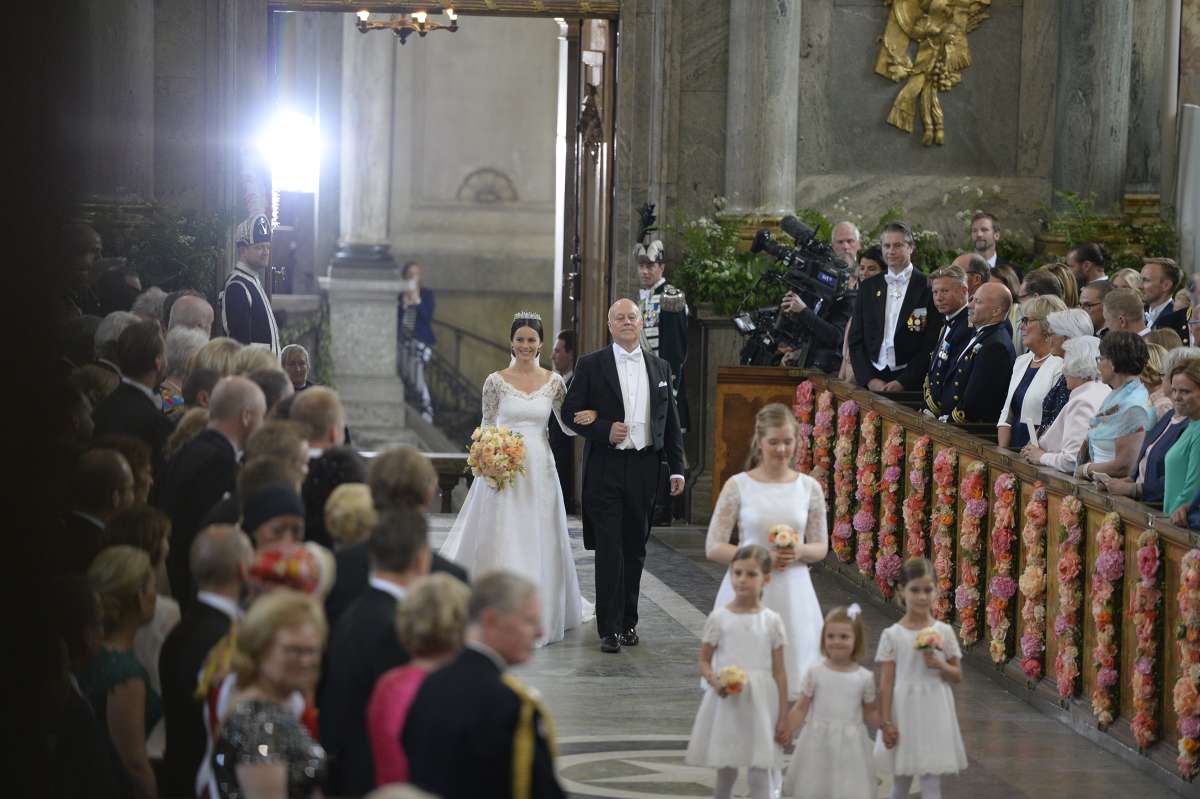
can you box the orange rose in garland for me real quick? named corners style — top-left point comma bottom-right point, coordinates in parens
top-left (902, 434), bottom-right (931, 560)
top-left (1054, 496), bottom-right (1084, 701)
top-left (930, 447), bottom-right (957, 621)
top-left (1090, 512), bottom-right (1124, 727)
top-left (1176, 549), bottom-right (1200, 778)
top-left (1017, 482), bottom-right (1048, 681)
top-left (853, 411), bottom-right (881, 578)
top-left (809, 390), bottom-right (835, 494)
top-left (793, 381), bottom-right (816, 472)
top-left (874, 425), bottom-right (905, 597)
top-left (986, 473), bottom-right (1017, 664)
top-left (830, 400), bottom-right (858, 563)
top-left (1130, 530), bottom-right (1161, 750)
top-left (954, 461), bottom-right (988, 646)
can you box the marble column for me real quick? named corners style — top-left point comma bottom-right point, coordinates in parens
top-left (321, 15), bottom-right (413, 448)
top-left (80, 0), bottom-right (155, 201)
top-left (1051, 1), bottom-right (1133, 210)
top-left (1127, 0), bottom-right (1167, 191)
top-left (723, 0), bottom-right (802, 215)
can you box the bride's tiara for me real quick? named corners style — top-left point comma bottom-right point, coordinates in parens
top-left (512, 310), bottom-right (543, 322)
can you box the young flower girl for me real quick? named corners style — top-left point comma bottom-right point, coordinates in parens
top-left (685, 545), bottom-right (790, 799)
top-left (784, 603), bottom-right (878, 799)
top-left (877, 557), bottom-right (968, 799)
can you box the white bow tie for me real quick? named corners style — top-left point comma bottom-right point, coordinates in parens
top-left (618, 349), bottom-right (643, 364)
top-left (885, 272), bottom-right (908, 287)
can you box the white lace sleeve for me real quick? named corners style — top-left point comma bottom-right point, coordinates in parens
top-left (705, 477), bottom-right (741, 558)
top-left (804, 477), bottom-right (829, 545)
top-left (481, 373), bottom-right (501, 427)
top-left (549, 373), bottom-right (577, 437)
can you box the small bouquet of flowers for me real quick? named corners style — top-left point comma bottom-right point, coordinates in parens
top-left (914, 627), bottom-right (944, 652)
top-left (717, 665), bottom-right (748, 696)
top-left (466, 426), bottom-right (527, 491)
top-left (768, 524), bottom-right (798, 549)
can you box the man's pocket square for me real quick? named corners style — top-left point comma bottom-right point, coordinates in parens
top-left (657, 381), bottom-right (668, 387)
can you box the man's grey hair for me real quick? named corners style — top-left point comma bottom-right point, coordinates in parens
top-left (832, 220), bottom-right (861, 241)
top-left (962, 254), bottom-right (990, 281)
top-left (929, 265), bottom-right (967, 286)
top-left (1046, 308), bottom-right (1093, 339)
top-left (169, 294), bottom-right (215, 332)
top-left (468, 570), bottom-right (538, 622)
top-left (190, 525), bottom-right (253, 589)
top-left (165, 326), bottom-right (209, 379)
top-left (1061, 335), bottom-right (1102, 381)
top-left (208, 376), bottom-right (266, 423)
top-left (1164, 347), bottom-right (1200, 381)
top-left (131, 287), bottom-right (167, 321)
top-left (94, 311), bottom-right (140, 362)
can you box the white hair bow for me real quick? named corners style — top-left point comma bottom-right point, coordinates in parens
top-left (847, 603), bottom-right (862, 620)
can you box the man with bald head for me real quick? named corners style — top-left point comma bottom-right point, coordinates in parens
top-left (168, 293), bottom-right (215, 337)
top-left (563, 298), bottom-right (685, 653)
top-left (159, 376), bottom-right (266, 601)
top-left (159, 525), bottom-right (253, 795)
top-left (935, 282), bottom-right (1016, 425)
top-left (830, 221), bottom-right (861, 266)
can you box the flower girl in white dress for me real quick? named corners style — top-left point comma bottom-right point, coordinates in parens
top-left (440, 312), bottom-right (596, 645)
top-left (877, 557), bottom-right (967, 799)
top-left (686, 545), bottom-right (790, 799)
top-left (784, 603), bottom-right (879, 799)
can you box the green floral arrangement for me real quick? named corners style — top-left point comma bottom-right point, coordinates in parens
top-left (668, 200), bottom-right (770, 316)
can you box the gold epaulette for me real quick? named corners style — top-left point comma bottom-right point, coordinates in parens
top-left (951, 408), bottom-right (966, 424)
top-left (501, 673), bottom-right (559, 799)
top-left (923, 378), bottom-right (940, 415)
top-left (660, 284), bottom-right (686, 313)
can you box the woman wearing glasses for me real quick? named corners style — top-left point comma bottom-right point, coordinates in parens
top-left (997, 296), bottom-right (1068, 449)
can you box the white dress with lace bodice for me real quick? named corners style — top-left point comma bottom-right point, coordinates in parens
top-left (440, 372), bottom-right (593, 645)
top-left (706, 473), bottom-right (828, 698)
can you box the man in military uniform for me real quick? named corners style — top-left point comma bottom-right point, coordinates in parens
top-left (923, 265), bottom-right (971, 416)
top-left (937, 282), bottom-right (1016, 425)
top-left (636, 240), bottom-right (689, 431)
top-left (220, 214), bottom-right (280, 353)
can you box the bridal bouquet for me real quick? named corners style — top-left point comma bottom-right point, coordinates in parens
top-left (717, 665), bottom-right (747, 695)
top-left (467, 426), bottom-right (527, 491)
top-left (914, 627), bottom-right (944, 651)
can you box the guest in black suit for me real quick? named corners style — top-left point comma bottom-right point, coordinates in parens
top-left (91, 319), bottom-right (173, 477)
top-left (318, 507), bottom-right (431, 796)
top-left (302, 446), bottom-right (366, 550)
top-left (405, 571), bottom-right (565, 799)
top-left (549, 330), bottom-right (577, 514)
top-left (158, 525), bottom-right (252, 798)
top-left (936, 282), bottom-right (1017, 425)
top-left (848, 222), bottom-right (943, 393)
top-left (61, 448), bottom-right (136, 575)
top-left (970, 211), bottom-right (1023, 278)
top-left (159, 376), bottom-right (266, 602)
top-left (1143, 258), bottom-right (1190, 342)
top-left (199, 420), bottom-right (310, 527)
top-left (923, 265), bottom-right (971, 417)
top-left (291, 387), bottom-right (349, 549)
top-left (562, 299), bottom-right (685, 653)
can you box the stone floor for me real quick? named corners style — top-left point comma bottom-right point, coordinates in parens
top-left (427, 515), bottom-right (1169, 799)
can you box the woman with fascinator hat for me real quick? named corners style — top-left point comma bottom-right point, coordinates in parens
top-left (440, 311), bottom-right (597, 645)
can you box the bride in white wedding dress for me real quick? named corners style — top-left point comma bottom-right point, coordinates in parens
top-left (440, 312), bottom-right (596, 645)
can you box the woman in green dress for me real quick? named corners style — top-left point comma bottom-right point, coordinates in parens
top-left (1167, 359), bottom-right (1200, 524)
top-left (78, 545), bottom-right (162, 799)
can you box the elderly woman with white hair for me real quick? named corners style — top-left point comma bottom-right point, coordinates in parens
top-left (1021, 336), bottom-right (1111, 474)
top-left (998, 295), bottom-right (1068, 449)
top-left (161, 326), bottom-right (209, 416)
top-left (1034, 308), bottom-right (1094, 437)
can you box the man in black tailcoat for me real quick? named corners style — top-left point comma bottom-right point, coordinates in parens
top-left (936, 282), bottom-right (1017, 424)
top-left (405, 571), bottom-right (564, 799)
top-left (561, 299), bottom-right (685, 654)
top-left (849, 221), bottom-right (942, 393)
top-left (91, 318), bottom-right (173, 477)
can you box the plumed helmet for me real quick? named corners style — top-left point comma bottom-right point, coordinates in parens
top-left (235, 214), bottom-right (272, 247)
top-left (635, 240), bottom-right (665, 263)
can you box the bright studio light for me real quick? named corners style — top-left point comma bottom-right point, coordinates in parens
top-left (257, 109), bottom-right (320, 193)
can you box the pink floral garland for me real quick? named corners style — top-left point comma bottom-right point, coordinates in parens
top-left (1175, 548), bottom-right (1200, 779)
top-left (1130, 530), bottom-right (1162, 751)
top-left (954, 462), bottom-right (988, 646)
top-left (1054, 495), bottom-right (1085, 701)
top-left (809, 390), bottom-right (835, 495)
top-left (1090, 512), bottom-right (1124, 727)
top-left (853, 411), bottom-right (881, 577)
top-left (875, 425), bottom-right (905, 597)
top-left (793, 381), bottom-right (815, 473)
top-left (986, 473), bottom-right (1018, 664)
top-left (931, 448), bottom-right (957, 621)
top-left (1017, 482), bottom-right (1048, 681)
top-left (902, 435), bottom-right (931, 560)
top-left (831, 400), bottom-right (859, 563)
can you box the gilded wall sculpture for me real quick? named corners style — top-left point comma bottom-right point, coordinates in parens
top-left (875, 0), bottom-right (993, 145)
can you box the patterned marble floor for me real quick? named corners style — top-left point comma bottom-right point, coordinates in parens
top-left (426, 515), bottom-right (1170, 799)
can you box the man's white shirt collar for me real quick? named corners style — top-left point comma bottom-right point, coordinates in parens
top-left (368, 575), bottom-right (408, 603)
top-left (467, 639), bottom-right (508, 672)
top-left (638, 278), bottom-right (666, 300)
top-left (71, 510), bottom-right (105, 529)
top-left (986, 253), bottom-right (997, 268)
top-left (944, 305), bottom-right (967, 322)
top-left (197, 591), bottom-right (243, 621)
top-left (885, 264), bottom-right (914, 284)
top-left (122, 376), bottom-right (162, 410)
top-left (612, 343), bottom-right (642, 360)
top-left (1147, 300), bottom-right (1172, 325)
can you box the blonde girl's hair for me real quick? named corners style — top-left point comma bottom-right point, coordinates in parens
top-left (324, 483), bottom-right (378, 548)
top-left (87, 545), bottom-right (153, 634)
top-left (744, 402), bottom-right (801, 470)
top-left (231, 589), bottom-right (327, 685)
top-left (819, 605), bottom-right (866, 661)
top-left (233, 345), bottom-right (279, 376)
top-left (732, 544), bottom-right (773, 575)
top-left (395, 573), bottom-right (472, 657)
top-left (188, 336), bottom-right (243, 378)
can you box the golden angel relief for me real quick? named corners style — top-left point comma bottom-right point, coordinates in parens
top-left (874, 0), bottom-right (992, 146)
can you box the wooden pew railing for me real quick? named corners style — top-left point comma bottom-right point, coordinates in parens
top-left (713, 366), bottom-right (1200, 793)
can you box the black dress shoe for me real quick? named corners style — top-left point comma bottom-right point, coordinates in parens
top-left (619, 627), bottom-right (639, 647)
top-left (600, 635), bottom-right (622, 653)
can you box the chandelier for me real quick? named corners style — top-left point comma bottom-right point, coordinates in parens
top-left (355, 9), bottom-right (459, 45)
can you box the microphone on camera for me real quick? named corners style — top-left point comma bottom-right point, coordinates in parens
top-left (779, 216), bottom-right (819, 247)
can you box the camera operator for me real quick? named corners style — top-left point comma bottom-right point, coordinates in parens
top-left (778, 286), bottom-right (854, 372)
